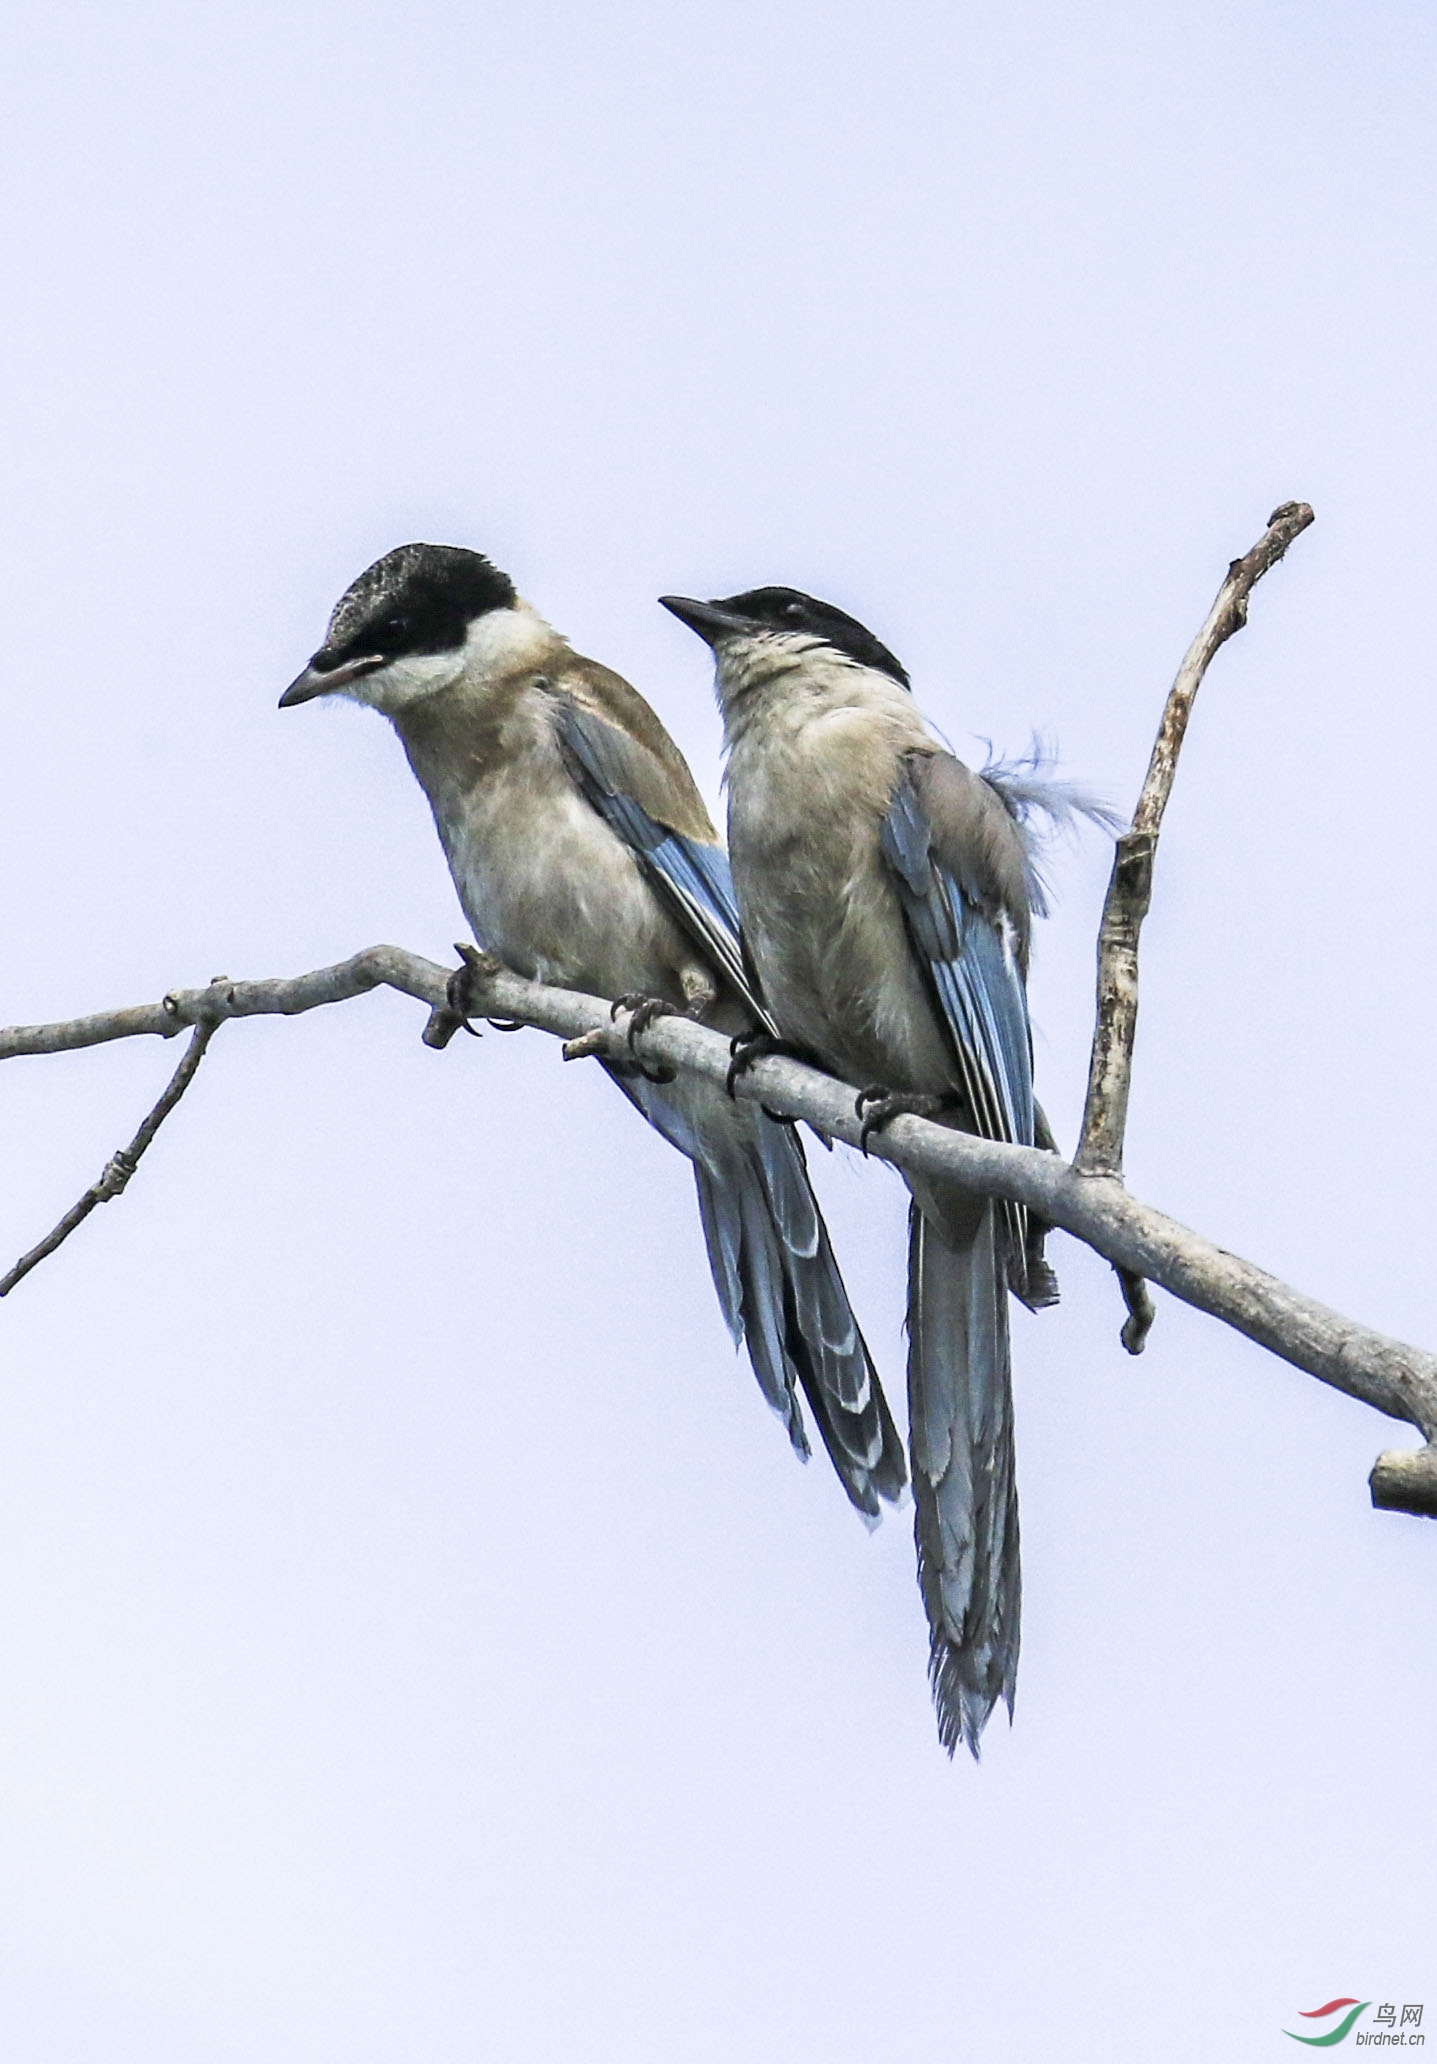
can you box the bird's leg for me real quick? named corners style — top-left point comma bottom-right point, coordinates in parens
top-left (854, 1085), bottom-right (961, 1156)
top-left (424, 943), bottom-right (505, 1049)
top-left (724, 1030), bottom-right (821, 1101)
top-left (606, 995), bottom-right (676, 1082)
top-left (448, 942), bottom-right (498, 1021)
top-left (610, 993), bottom-right (678, 1046)
top-left (609, 969), bottom-right (717, 1084)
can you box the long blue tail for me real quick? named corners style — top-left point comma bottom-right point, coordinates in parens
top-left (615, 1065), bottom-right (905, 1519)
top-left (907, 1190), bottom-right (1020, 1755)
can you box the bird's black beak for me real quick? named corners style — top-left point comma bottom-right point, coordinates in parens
top-left (278, 653), bottom-right (384, 709)
top-left (658, 595), bottom-right (753, 646)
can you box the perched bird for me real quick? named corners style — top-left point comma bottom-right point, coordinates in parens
top-left (662, 584), bottom-right (1109, 1754)
top-left (280, 545), bottom-right (905, 1519)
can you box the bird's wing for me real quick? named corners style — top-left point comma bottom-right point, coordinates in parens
top-left (879, 748), bottom-right (1035, 1156)
top-left (882, 749), bottom-right (1036, 1754)
top-left (554, 688), bottom-right (769, 1023)
top-left (562, 658), bottom-right (719, 839)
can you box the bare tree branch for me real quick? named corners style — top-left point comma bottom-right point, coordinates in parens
top-left (1074, 500), bottom-right (1317, 1181)
top-left (2, 944), bottom-right (1434, 1514)
top-left (1, 1017), bottom-right (219, 1296)
top-left (2, 508), bottom-right (1426, 1511)
top-left (0, 945), bottom-right (447, 1060)
top-left (1370, 1445), bottom-right (1437, 1520)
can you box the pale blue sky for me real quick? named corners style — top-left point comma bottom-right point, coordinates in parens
top-left (0, 2), bottom-right (1433, 2058)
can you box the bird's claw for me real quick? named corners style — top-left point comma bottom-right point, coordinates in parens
top-left (424, 943), bottom-right (506, 1048)
top-left (726, 1031), bottom-right (772, 1100)
top-left (854, 1085), bottom-right (953, 1155)
top-left (725, 1030), bottom-right (814, 1100)
top-left (444, 948), bottom-right (490, 1036)
top-left (611, 993), bottom-right (674, 1043)
top-left (610, 993), bottom-right (676, 1083)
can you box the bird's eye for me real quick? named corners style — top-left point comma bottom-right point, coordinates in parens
top-left (380, 613), bottom-right (408, 641)
top-left (784, 601), bottom-right (806, 622)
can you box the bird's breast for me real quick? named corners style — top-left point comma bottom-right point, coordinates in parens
top-left (726, 707), bottom-right (954, 1091)
top-left (433, 760), bottom-right (690, 1003)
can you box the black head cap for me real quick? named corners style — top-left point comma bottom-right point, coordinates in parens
top-left (316, 543), bottom-right (516, 672)
top-left (663, 585), bottom-right (909, 689)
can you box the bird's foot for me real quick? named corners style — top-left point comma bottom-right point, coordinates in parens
top-left (725, 1030), bottom-right (814, 1101)
top-left (424, 944), bottom-right (505, 1049)
top-left (609, 993), bottom-right (677, 1083)
top-left (611, 992), bottom-right (675, 1043)
top-left (854, 1085), bottom-right (958, 1155)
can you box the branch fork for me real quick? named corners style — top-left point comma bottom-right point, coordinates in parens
top-left (0, 1016), bottom-right (220, 1297)
top-left (4, 503), bottom-right (1434, 1518)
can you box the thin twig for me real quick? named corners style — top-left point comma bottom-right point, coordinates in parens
top-left (2, 945), bottom-right (1436, 1516)
top-left (1073, 502), bottom-right (1316, 1361)
top-left (1, 1017), bottom-right (220, 1297)
top-left (1115, 1267), bottom-right (1156, 1355)
top-left (0, 945), bottom-right (445, 1059)
top-left (1074, 500), bottom-right (1316, 1184)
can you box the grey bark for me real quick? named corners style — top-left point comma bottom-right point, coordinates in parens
top-left (2, 942), bottom-right (1433, 1515)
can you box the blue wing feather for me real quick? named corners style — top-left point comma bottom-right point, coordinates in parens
top-left (545, 692), bottom-right (905, 1522)
top-left (556, 700), bottom-right (770, 1023)
top-left (880, 757), bottom-right (1036, 1289)
top-left (880, 762), bottom-right (1034, 1153)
